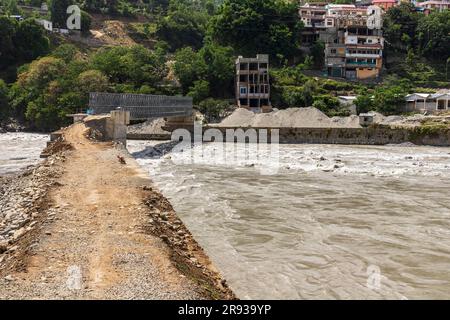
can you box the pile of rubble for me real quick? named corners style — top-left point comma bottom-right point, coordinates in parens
top-left (0, 152), bottom-right (65, 268)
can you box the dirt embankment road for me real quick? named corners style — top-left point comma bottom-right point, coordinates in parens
top-left (0, 123), bottom-right (234, 299)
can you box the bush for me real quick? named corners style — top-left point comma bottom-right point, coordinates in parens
top-left (197, 98), bottom-right (229, 123)
top-left (188, 80), bottom-right (210, 104)
top-left (355, 94), bottom-right (374, 114)
top-left (81, 11), bottom-right (92, 35)
top-left (0, 79), bottom-right (9, 121)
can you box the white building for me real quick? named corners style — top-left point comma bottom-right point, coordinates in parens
top-left (405, 92), bottom-right (450, 112)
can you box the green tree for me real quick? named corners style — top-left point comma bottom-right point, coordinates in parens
top-left (199, 43), bottom-right (235, 97)
top-left (310, 40), bottom-right (325, 69)
top-left (0, 79), bottom-right (9, 121)
top-left (417, 10), bottom-right (450, 61)
top-left (373, 85), bottom-right (408, 114)
top-left (355, 94), bottom-right (374, 114)
top-left (51, 44), bottom-right (80, 63)
top-left (188, 80), bottom-right (210, 104)
top-left (13, 19), bottom-right (50, 62)
top-left (92, 45), bottom-right (167, 86)
top-left (0, 16), bottom-right (17, 70)
top-left (81, 10), bottom-right (92, 35)
top-left (156, 3), bottom-right (209, 51)
top-left (209, 0), bottom-right (302, 61)
top-left (76, 70), bottom-right (109, 96)
top-left (197, 98), bottom-right (229, 123)
top-left (50, 0), bottom-right (74, 28)
top-left (383, 3), bottom-right (419, 47)
top-left (173, 47), bottom-right (207, 93)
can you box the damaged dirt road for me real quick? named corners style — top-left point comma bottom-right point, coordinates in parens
top-left (0, 123), bottom-right (233, 299)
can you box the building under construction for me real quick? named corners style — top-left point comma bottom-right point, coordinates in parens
top-left (235, 54), bottom-right (272, 113)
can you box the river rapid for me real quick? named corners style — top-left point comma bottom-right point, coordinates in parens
top-left (0, 133), bottom-right (48, 176)
top-left (128, 140), bottom-right (450, 300)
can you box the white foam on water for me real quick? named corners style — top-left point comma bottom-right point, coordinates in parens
top-left (0, 132), bottom-right (49, 175)
top-left (128, 140), bottom-right (450, 299)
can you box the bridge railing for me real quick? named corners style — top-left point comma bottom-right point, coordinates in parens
top-left (88, 92), bottom-right (193, 120)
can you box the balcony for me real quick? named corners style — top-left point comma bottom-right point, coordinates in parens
top-left (346, 53), bottom-right (381, 58)
top-left (241, 93), bottom-right (270, 99)
top-left (346, 61), bottom-right (377, 68)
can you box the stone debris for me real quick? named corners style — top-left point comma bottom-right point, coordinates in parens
top-left (127, 118), bottom-right (170, 136)
top-left (143, 191), bottom-right (236, 300)
top-left (0, 152), bottom-right (65, 268)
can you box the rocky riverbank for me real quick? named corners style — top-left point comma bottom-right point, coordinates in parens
top-left (0, 147), bottom-right (66, 274)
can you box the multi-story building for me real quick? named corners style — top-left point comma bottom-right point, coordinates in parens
top-left (299, 2), bottom-right (328, 44)
top-left (299, 3), bottom-right (384, 80)
top-left (416, 0), bottom-right (450, 13)
top-left (235, 55), bottom-right (271, 113)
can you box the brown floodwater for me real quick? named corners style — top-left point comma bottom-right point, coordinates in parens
top-left (128, 141), bottom-right (450, 299)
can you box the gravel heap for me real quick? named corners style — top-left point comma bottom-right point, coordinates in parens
top-left (218, 107), bottom-right (344, 128)
top-left (127, 118), bottom-right (170, 136)
top-left (216, 107), bottom-right (449, 129)
top-left (0, 154), bottom-right (63, 265)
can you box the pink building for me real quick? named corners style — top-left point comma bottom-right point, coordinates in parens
top-left (372, 0), bottom-right (397, 11)
top-left (416, 0), bottom-right (450, 13)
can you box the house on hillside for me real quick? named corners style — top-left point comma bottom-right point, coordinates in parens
top-left (299, 3), bottom-right (384, 80)
top-left (404, 92), bottom-right (450, 112)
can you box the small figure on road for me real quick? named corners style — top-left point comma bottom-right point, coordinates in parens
top-left (117, 155), bottom-right (126, 165)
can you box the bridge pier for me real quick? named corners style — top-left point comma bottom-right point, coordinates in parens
top-left (83, 111), bottom-right (130, 145)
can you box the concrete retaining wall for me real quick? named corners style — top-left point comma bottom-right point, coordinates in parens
top-left (201, 126), bottom-right (450, 146)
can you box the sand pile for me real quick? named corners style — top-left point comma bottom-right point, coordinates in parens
top-left (127, 118), bottom-right (169, 135)
top-left (368, 111), bottom-right (385, 124)
top-left (217, 107), bottom-right (360, 128)
top-left (330, 115), bottom-right (361, 128)
top-left (219, 108), bottom-right (256, 127)
top-left (215, 107), bottom-right (443, 129)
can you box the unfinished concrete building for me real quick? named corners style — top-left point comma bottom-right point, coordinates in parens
top-left (236, 54), bottom-right (272, 113)
top-left (299, 3), bottom-right (384, 80)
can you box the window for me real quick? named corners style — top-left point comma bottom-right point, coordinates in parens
top-left (331, 49), bottom-right (337, 54)
top-left (240, 87), bottom-right (247, 95)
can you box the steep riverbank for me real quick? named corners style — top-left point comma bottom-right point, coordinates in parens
top-left (0, 124), bottom-right (234, 299)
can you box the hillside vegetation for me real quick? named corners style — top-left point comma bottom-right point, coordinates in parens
top-left (0, 0), bottom-right (449, 131)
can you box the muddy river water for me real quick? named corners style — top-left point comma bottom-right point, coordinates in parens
top-left (128, 141), bottom-right (450, 299)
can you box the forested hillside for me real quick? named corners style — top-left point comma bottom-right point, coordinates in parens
top-left (0, 0), bottom-right (449, 131)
